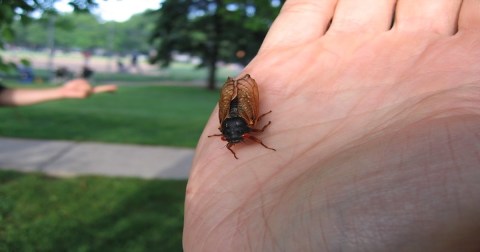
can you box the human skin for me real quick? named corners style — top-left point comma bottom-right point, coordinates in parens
top-left (184, 0), bottom-right (480, 251)
top-left (0, 79), bottom-right (117, 106)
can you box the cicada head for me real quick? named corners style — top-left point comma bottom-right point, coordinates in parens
top-left (220, 117), bottom-right (251, 143)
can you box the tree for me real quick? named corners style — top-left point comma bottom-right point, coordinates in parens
top-left (0, 0), bottom-right (97, 73)
top-left (108, 12), bottom-right (156, 55)
top-left (149, 0), bottom-right (282, 90)
top-left (56, 13), bottom-right (107, 50)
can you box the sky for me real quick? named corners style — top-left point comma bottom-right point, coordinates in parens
top-left (54, 0), bottom-right (161, 22)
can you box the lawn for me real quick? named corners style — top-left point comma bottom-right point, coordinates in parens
top-left (0, 66), bottom-right (225, 250)
top-left (0, 84), bottom-right (219, 148)
top-left (0, 170), bottom-right (186, 251)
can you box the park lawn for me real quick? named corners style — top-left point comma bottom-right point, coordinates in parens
top-left (0, 84), bottom-right (219, 148)
top-left (0, 170), bottom-right (186, 251)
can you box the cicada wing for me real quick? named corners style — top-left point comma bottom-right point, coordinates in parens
top-left (236, 74), bottom-right (260, 127)
top-left (218, 77), bottom-right (236, 124)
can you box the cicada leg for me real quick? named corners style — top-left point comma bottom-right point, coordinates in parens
top-left (226, 142), bottom-right (239, 159)
top-left (208, 126), bottom-right (224, 137)
top-left (251, 121), bottom-right (272, 133)
top-left (242, 133), bottom-right (276, 151)
top-left (257, 110), bottom-right (272, 122)
top-left (208, 134), bottom-right (229, 144)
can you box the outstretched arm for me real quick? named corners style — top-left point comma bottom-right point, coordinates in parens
top-left (0, 79), bottom-right (117, 106)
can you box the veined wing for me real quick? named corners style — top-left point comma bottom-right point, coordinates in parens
top-left (218, 77), bottom-right (236, 123)
top-left (236, 74), bottom-right (259, 127)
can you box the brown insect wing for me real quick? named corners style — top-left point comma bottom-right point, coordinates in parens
top-left (236, 74), bottom-right (260, 127)
top-left (218, 77), bottom-right (236, 124)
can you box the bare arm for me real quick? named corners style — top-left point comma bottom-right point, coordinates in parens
top-left (0, 79), bottom-right (117, 107)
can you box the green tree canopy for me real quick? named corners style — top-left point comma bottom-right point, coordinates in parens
top-left (0, 0), bottom-right (97, 73)
top-left (12, 11), bottom-right (155, 54)
top-left (107, 12), bottom-right (156, 55)
top-left (149, 0), bottom-right (283, 89)
top-left (13, 12), bottom-right (101, 50)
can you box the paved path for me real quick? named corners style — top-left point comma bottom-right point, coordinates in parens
top-left (0, 137), bottom-right (194, 179)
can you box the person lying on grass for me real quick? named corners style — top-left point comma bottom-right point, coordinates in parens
top-left (0, 78), bottom-right (117, 106)
top-left (184, 0), bottom-right (480, 251)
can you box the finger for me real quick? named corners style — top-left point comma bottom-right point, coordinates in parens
top-left (458, 0), bottom-right (480, 31)
top-left (394, 0), bottom-right (462, 35)
top-left (92, 85), bottom-right (117, 94)
top-left (259, 0), bottom-right (337, 52)
top-left (328, 0), bottom-right (396, 34)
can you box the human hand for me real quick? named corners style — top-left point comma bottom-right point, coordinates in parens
top-left (185, 1), bottom-right (480, 251)
top-left (61, 79), bottom-right (117, 99)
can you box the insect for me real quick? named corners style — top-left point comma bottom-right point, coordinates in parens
top-left (208, 74), bottom-right (276, 159)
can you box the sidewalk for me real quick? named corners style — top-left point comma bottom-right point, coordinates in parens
top-left (0, 137), bottom-right (194, 179)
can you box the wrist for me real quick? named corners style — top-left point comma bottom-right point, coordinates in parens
top-left (54, 86), bottom-right (68, 99)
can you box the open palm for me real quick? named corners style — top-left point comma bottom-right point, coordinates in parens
top-left (185, 1), bottom-right (480, 251)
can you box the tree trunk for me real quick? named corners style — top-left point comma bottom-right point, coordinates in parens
top-left (207, 56), bottom-right (217, 90)
top-left (206, 0), bottom-right (223, 90)
top-left (47, 15), bottom-right (56, 81)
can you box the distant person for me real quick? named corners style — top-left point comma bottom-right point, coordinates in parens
top-left (81, 66), bottom-right (94, 79)
top-left (130, 52), bottom-right (142, 73)
top-left (54, 66), bottom-right (74, 84)
top-left (0, 79), bottom-right (117, 107)
top-left (117, 60), bottom-right (127, 73)
top-left (82, 50), bottom-right (92, 66)
top-left (55, 67), bottom-right (73, 79)
top-left (17, 64), bottom-right (34, 83)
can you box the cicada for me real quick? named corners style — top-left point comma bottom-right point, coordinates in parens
top-left (209, 74), bottom-right (276, 159)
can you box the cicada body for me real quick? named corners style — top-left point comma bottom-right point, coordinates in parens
top-left (209, 74), bottom-right (275, 159)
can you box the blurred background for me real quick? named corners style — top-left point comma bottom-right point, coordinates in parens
top-left (0, 0), bottom-right (283, 251)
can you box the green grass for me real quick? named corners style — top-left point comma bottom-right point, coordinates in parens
top-left (0, 85), bottom-right (219, 147)
top-left (0, 170), bottom-right (186, 252)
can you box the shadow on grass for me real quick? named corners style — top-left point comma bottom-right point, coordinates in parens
top-left (0, 170), bottom-right (24, 184)
top-left (0, 171), bottom-right (186, 251)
